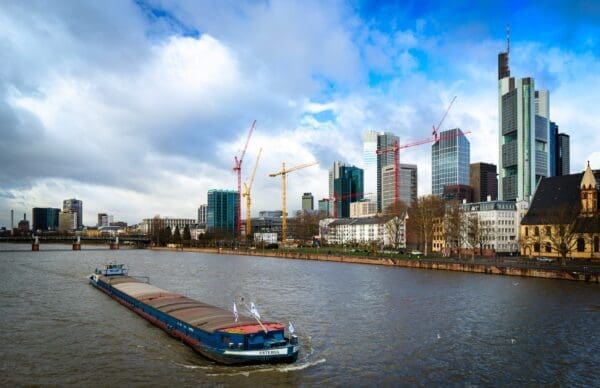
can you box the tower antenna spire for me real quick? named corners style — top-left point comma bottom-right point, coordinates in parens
top-left (506, 24), bottom-right (510, 54)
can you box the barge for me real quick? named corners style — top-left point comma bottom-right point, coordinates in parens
top-left (89, 263), bottom-right (299, 365)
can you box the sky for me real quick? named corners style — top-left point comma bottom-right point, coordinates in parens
top-left (1, 0), bottom-right (600, 228)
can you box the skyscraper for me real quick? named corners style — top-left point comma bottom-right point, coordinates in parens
top-left (470, 162), bottom-right (498, 202)
top-left (207, 189), bottom-right (238, 236)
top-left (432, 128), bottom-right (470, 196)
top-left (362, 131), bottom-right (378, 201)
top-left (377, 132), bottom-right (399, 212)
top-left (557, 133), bottom-right (570, 176)
top-left (32, 208), bottom-right (60, 232)
top-left (498, 39), bottom-right (550, 201)
top-left (330, 162), bottom-right (364, 218)
top-left (63, 198), bottom-right (83, 229)
top-left (400, 163), bottom-right (418, 207)
top-left (301, 192), bottom-right (314, 211)
top-left (197, 204), bottom-right (208, 225)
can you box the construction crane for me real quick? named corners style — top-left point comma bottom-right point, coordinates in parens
top-left (242, 148), bottom-right (262, 240)
top-left (233, 120), bottom-right (256, 240)
top-left (432, 96), bottom-right (457, 142)
top-left (269, 161), bottom-right (319, 243)
top-left (375, 129), bottom-right (471, 209)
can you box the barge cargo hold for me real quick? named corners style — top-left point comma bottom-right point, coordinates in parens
top-left (89, 264), bottom-right (299, 365)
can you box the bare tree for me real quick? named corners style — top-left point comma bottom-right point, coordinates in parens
top-left (383, 200), bottom-right (408, 250)
top-left (538, 205), bottom-right (579, 266)
top-left (410, 195), bottom-right (444, 256)
top-left (444, 202), bottom-right (466, 258)
top-left (465, 214), bottom-right (495, 261)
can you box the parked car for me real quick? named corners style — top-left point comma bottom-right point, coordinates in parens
top-left (536, 256), bottom-right (555, 263)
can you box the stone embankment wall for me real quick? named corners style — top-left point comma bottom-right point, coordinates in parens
top-left (152, 247), bottom-right (599, 283)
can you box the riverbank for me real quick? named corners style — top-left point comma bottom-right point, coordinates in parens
top-left (151, 247), bottom-right (600, 283)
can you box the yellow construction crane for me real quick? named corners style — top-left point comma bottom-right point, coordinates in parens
top-left (242, 148), bottom-right (262, 240)
top-left (269, 161), bottom-right (319, 243)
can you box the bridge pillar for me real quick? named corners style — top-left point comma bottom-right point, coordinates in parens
top-left (110, 236), bottom-right (119, 250)
top-left (73, 236), bottom-right (81, 251)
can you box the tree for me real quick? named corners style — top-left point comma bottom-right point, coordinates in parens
top-left (383, 200), bottom-right (408, 250)
top-left (288, 211), bottom-right (321, 244)
top-left (160, 226), bottom-right (172, 246)
top-left (444, 202), bottom-right (467, 258)
top-left (410, 195), bottom-right (444, 256)
top-left (183, 224), bottom-right (191, 241)
top-left (149, 216), bottom-right (165, 246)
top-left (539, 205), bottom-right (580, 265)
top-left (465, 213), bottom-right (495, 261)
top-left (173, 225), bottom-right (182, 244)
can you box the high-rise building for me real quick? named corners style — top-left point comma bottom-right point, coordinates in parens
top-left (97, 213), bottom-right (107, 227)
top-left (63, 198), bottom-right (83, 229)
top-left (498, 40), bottom-right (550, 201)
top-left (549, 121), bottom-right (570, 176)
top-left (362, 130), bottom-right (378, 201)
top-left (318, 199), bottom-right (331, 216)
top-left (557, 133), bottom-right (570, 176)
top-left (207, 189), bottom-right (238, 236)
top-left (301, 193), bottom-right (314, 211)
top-left (470, 163), bottom-right (498, 202)
top-left (377, 132), bottom-right (398, 212)
top-left (197, 204), bottom-right (208, 225)
top-left (432, 128), bottom-right (470, 196)
top-left (400, 164), bottom-right (417, 207)
top-left (32, 208), bottom-right (60, 232)
top-left (59, 210), bottom-right (77, 231)
top-left (330, 162), bottom-right (363, 218)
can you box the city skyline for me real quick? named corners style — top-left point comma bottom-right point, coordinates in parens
top-left (1, 1), bottom-right (600, 227)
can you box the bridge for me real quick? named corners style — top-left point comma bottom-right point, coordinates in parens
top-left (0, 235), bottom-right (151, 249)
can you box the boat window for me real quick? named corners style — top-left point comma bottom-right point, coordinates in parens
top-left (221, 335), bottom-right (230, 344)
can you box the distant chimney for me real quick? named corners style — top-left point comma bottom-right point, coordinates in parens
top-left (11, 210), bottom-right (14, 229)
top-left (23, 213), bottom-right (26, 221)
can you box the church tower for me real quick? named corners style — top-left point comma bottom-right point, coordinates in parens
top-left (580, 162), bottom-right (597, 217)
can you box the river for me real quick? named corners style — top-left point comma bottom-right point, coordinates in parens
top-left (0, 244), bottom-right (598, 386)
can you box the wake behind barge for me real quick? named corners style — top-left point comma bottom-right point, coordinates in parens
top-left (89, 264), bottom-right (299, 365)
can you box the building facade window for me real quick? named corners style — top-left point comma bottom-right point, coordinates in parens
top-left (534, 242), bottom-right (540, 253)
top-left (545, 226), bottom-right (551, 236)
top-left (577, 237), bottom-right (585, 252)
top-left (545, 243), bottom-right (551, 253)
top-left (594, 236), bottom-right (599, 253)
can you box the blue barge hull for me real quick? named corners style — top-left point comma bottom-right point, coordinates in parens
top-left (89, 269), bottom-right (298, 365)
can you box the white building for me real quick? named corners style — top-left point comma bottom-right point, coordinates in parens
top-left (319, 216), bottom-right (407, 248)
top-left (350, 200), bottom-right (377, 218)
top-left (139, 217), bottom-right (196, 234)
top-left (456, 199), bottom-right (529, 254)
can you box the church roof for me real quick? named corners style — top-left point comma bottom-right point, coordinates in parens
top-left (521, 173), bottom-right (582, 225)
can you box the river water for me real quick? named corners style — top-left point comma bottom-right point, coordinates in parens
top-left (1, 244), bottom-right (598, 386)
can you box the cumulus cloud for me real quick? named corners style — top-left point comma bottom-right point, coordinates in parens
top-left (1, 1), bottom-right (599, 228)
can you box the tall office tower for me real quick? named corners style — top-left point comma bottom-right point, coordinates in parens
top-left (377, 132), bottom-right (399, 212)
top-left (362, 131), bottom-right (378, 201)
top-left (329, 161), bottom-right (344, 203)
top-left (331, 162), bottom-right (363, 218)
top-left (557, 133), bottom-right (570, 176)
top-left (197, 204), bottom-right (208, 225)
top-left (32, 208), bottom-right (61, 232)
top-left (400, 163), bottom-right (418, 207)
top-left (470, 163), bottom-right (498, 202)
top-left (549, 121), bottom-right (570, 176)
top-left (207, 189), bottom-right (238, 236)
top-left (301, 192), bottom-right (314, 211)
top-left (97, 213), bottom-right (107, 227)
top-left (11, 210), bottom-right (14, 230)
top-left (63, 198), bottom-right (83, 229)
top-left (432, 128), bottom-right (470, 196)
top-left (498, 39), bottom-right (550, 201)
top-left (318, 199), bottom-right (331, 216)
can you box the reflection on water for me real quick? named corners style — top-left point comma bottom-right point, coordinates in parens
top-left (0, 244), bottom-right (598, 386)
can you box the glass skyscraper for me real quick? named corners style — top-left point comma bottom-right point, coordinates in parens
top-left (331, 163), bottom-right (364, 218)
top-left (207, 189), bottom-right (238, 236)
top-left (498, 43), bottom-right (550, 201)
top-left (431, 128), bottom-right (470, 196)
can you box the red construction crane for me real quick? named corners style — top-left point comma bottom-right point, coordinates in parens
top-left (233, 120), bottom-right (256, 240)
top-left (432, 96), bottom-right (457, 142)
